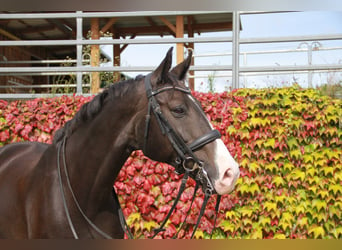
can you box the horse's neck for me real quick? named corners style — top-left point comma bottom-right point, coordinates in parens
top-left (62, 84), bottom-right (144, 213)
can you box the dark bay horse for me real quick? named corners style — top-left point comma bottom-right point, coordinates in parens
top-left (0, 48), bottom-right (239, 238)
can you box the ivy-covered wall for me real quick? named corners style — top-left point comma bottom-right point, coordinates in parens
top-left (0, 86), bottom-right (341, 239)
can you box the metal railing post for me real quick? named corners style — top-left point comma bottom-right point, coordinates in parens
top-left (232, 11), bottom-right (240, 89)
top-left (76, 11), bottom-right (83, 94)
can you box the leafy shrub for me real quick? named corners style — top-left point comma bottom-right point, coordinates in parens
top-left (0, 86), bottom-right (341, 239)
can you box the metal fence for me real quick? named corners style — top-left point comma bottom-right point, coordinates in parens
top-left (0, 11), bottom-right (342, 99)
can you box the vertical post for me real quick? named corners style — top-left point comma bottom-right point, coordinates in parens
top-left (176, 15), bottom-right (184, 64)
top-left (187, 16), bottom-right (195, 90)
top-left (113, 31), bottom-right (121, 82)
top-left (232, 11), bottom-right (240, 90)
top-left (76, 11), bottom-right (83, 94)
top-left (307, 44), bottom-right (313, 88)
top-left (90, 18), bottom-right (100, 93)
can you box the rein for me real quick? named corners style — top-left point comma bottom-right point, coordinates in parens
top-left (56, 74), bottom-right (222, 239)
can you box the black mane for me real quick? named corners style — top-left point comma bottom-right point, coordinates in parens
top-left (52, 76), bottom-right (143, 144)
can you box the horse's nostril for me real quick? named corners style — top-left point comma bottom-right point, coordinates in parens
top-left (224, 168), bottom-right (233, 180)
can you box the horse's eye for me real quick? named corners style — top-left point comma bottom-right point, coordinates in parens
top-left (171, 106), bottom-right (186, 117)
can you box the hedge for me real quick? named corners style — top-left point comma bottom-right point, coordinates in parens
top-left (0, 85), bottom-right (341, 239)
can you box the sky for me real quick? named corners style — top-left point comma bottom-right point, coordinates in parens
top-left (101, 11), bottom-right (342, 92)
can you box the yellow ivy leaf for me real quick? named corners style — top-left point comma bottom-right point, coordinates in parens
top-left (315, 159), bottom-right (327, 168)
top-left (194, 230), bottom-right (204, 239)
top-left (331, 226), bottom-right (342, 238)
top-left (242, 218), bottom-right (253, 227)
top-left (306, 166), bottom-right (317, 177)
top-left (303, 154), bottom-right (314, 164)
top-left (143, 221), bottom-right (158, 232)
top-left (240, 158), bottom-right (249, 168)
top-left (335, 171), bottom-right (342, 182)
top-left (295, 204), bottom-right (306, 216)
top-left (280, 211), bottom-right (294, 224)
top-left (250, 228), bottom-right (263, 239)
top-left (320, 166), bottom-right (334, 176)
top-left (324, 149), bottom-right (340, 160)
top-left (249, 183), bottom-right (261, 195)
top-left (329, 184), bottom-right (342, 196)
top-left (273, 233), bottom-right (286, 239)
top-left (249, 161), bottom-right (261, 173)
top-left (265, 162), bottom-right (278, 173)
top-left (289, 169), bottom-right (306, 182)
top-left (314, 212), bottom-right (327, 223)
top-left (272, 176), bottom-right (285, 188)
top-left (227, 125), bottom-right (237, 135)
top-left (297, 217), bottom-right (308, 229)
top-left (225, 210), bottom-right (239, 220)
top-left (240, 207), bottom-right (254, 218)
top-left (126, 212), bottom-right (141, 226)
top-left (308, 186), bottom-right (317, 194)
top-left (312, 199), bottom-right (327, 212)
top-left (312, 151), bottom-right (324, 161)
top-left (317, 190), bottom-right (329, 199)
top-left (283, 161), bottom-right (295, 172)
top-left (289, 149), bottom-right (301, 160)
top-left (279, 221), bottom-right (291, 231)
top-left (308, 225), bottom-right (325, 238)
top-left (273, 152), bottom-right (284, 160)
top-left (238, 183), bottom-right (249, 195)
top-left (264, 138), bottom-right (276, 148)
top-left (263, 201), bottom-right (277, 213)
top-left (258, 216), bottom-right (271, 227)
top-left (275, 194), bottom-right (287, 206)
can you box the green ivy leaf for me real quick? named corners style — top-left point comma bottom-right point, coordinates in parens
top-left (287, 137), bottom-right (298, 150)
top-left (219, 221), bottom-right (236, 233)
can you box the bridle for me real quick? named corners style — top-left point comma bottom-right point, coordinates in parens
top-left (56, 74), bottom-right (222, 239)
top-left (143, 73), bottom-right (221, 195)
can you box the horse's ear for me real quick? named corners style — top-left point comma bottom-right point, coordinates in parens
top-left (151, 47), bottom-right (173, 85)
top-left (170, 50), bottom-right (192, 80)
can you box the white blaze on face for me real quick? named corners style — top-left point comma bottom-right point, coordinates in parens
top-left (187, 94), bottom-right (240, 195)
top-left (213, 139), bottom-right (240, 195)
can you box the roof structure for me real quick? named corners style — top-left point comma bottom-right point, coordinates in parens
top-left (0, 12), bottom-right (234, 59)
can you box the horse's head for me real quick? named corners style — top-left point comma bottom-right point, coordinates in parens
top-left (142, 47), bottom-right (239, 195)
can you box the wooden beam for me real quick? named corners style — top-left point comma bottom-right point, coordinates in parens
top-left (176, 16), bottom-right (184, 64)
top-left (0, 27), bottom-right (20, 40)
top-left (13, 24), bottom-right (56, 34)
top-left (145, 17), bottom-right (164, 37)
top-left (100, 17), bottom-right (118, 33)
top-left (90, 18), bottom-right (100, 94)
top-left (158, 16), bottom-right (176, 35)
top-left (120, 34), bottom-right (136, 53)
